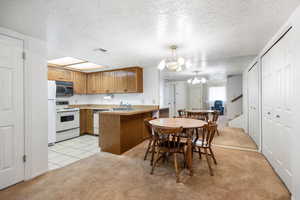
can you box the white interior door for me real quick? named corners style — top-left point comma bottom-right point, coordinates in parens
top-left (0, 34), bottom-right (24, 189)
top-left (174, 82), bottom-right (187, 112)
top-left (248, 63), bottom-right (260, 146)
top-left (262, 29), bottom-right (293, 191)
top-left (188, 84), bottom-right (203, 109)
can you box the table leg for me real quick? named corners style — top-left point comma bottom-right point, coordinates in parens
top-left (186, 136), bottom-right (193, 176)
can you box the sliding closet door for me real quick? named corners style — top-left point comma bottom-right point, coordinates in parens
top-left (248, 63), bottom-right (260, 146)
top-left (261, 29), bottom-right (293, 191)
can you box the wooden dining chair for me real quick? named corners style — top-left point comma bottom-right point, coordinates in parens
top-left (151, 126), bottom-right (185, 183)
top-left (211, 111), bottom-right (220, 135)
top-left (178, 109), bottom-right (188, 118)
top-left (187, 111), bottom-right (209, 122)
top-left (143, 117), bottom-right (157, 165)
top-left (193, 123), bottom-right (218, 176)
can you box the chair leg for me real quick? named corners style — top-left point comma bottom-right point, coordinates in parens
top-left (209, 147), bottom-right (217, 165)
top-left (204, 148), bottom-right (214, 176)
top-left (151, 149), bottom-right (161, 175)
top-left (198, 147), bottom-right (202, 159)
top-left (144, 139), bottom-right (152, 161)
top-left (216, 129), bottom-right (220, 136)
top-left (174, 153), bottom-right (180, 183)
top-left (150, 142), bottom-right (156, 166)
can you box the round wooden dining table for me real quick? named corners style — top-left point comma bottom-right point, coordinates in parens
top-left (149, 118), bottom-right (207, 176)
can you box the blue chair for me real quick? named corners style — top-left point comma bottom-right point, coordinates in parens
top-left (211, 100), bottom-right (224, 115)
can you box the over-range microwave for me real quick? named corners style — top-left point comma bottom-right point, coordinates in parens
top-left (56, 81), bottom-right (74, 97)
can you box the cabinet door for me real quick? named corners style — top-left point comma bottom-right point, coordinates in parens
top-left (102, 71), bottom-right (114, 93)
top-left (73, 71), bottom-right (87, 94)
top-left (87, 73), bottom-right (97, 94)
top-left (48, 67), bottom-right (65, 81)
top-left (48, 67), bottom-right (72, 81)
top-left (114, 70), bottom-right (127, 93)
top-left (126, 68), bottom-right (137, 92)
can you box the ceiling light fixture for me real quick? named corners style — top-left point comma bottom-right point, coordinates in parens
top-left (187, 71), bottom-right (207, 85)
top-left (47, 57), bottom-right (85, 66)
top-left (66, 62), bottom-right (105, 70)
top-left (158, 45), bottom-right (185, 72)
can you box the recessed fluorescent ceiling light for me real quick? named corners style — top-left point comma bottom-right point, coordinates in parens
top-left (47, 57), bottom-right (84, 66)
top-left (67, 62), bottom-right (105, 70)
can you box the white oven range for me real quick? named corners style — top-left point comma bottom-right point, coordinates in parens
top-left (56, 101), bottom-right (80, 142)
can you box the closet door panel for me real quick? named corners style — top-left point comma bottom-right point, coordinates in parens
top-left (261, 29), bottom-right (293, 191)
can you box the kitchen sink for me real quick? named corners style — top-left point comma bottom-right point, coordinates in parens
top-left (93, 109), bottom-right (110, 112)
top-left (112, 107), bottom-right (134, 111)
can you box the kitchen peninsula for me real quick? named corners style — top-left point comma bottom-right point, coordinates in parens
top-left (70, 104), bottom-right (169, 155)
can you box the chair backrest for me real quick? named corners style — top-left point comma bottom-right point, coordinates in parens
top-left (144, 117), bottom-right (157, 138)
top-left (199, 123), bottom-right (217, 147)
top-left (187, 111), bottom-right (208, 121)
top-left (211, 111), bottom-right (219, 122)
top-left (214, 100), bottom-right (223, 108)
top-left (178, 109), bottom-right (187, 118)
top-left (152, 126), bottom-right (184, 150)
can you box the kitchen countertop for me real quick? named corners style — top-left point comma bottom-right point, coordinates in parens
top-left (69, 104), bottom-right (167, 116)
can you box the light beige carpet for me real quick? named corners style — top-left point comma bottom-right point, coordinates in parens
top-left (213, 127), bottom-right (258, 150)
top-left (0, 141), bottom-right (289, 200)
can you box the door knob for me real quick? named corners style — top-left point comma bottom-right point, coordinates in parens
top-left (276, 115), bottom-right (280, 118)
top-left (267, 112), bottom-right (271, 115)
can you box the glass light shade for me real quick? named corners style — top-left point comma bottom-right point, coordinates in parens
top-left (158, 60), bottom-right (166, 70)
top-left (166, 61), bottom-right (179, 71)
top-left (186, 60), bottom-right (192, 69)
top-left (177, 57), bottom-right (185, 65)
top-left (187, 79), bottom-right (192, 83)
top-left (201, 77), bottom-right (207, 84)
top-left (176, 65), bottom-right (183, 72)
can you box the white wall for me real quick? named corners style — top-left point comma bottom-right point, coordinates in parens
top-left (64, 67), bottom-right (161, 106)
top-left (226, 75), bottom-right (243, 119)
top-left (0, 0), bottom-right (48, 180)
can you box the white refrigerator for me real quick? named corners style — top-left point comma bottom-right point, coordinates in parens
top-left (48, 81), bottom-right (56, 145)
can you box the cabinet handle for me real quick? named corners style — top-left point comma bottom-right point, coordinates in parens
top-left (267, 112), bottom-right (271, 115)
top-left (276, 115), bottom-right (280, 118)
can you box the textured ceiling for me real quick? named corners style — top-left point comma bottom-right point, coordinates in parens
top-left (47, 0), bottom-right (300, 76)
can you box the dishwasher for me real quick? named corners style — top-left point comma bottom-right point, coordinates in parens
top-left (93, 109), bottom-right (110, 135)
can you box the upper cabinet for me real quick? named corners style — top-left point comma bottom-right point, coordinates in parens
top-left (72, 71), bottom-right (87, 94)
top-left (48, 67), bottom-right (72, 81)
top-left (87, 67), bottom-right (143, 94)
top-left (48, 66), bottom-right (143, 94)
top-left (48, 66), bottom-right (86, 94)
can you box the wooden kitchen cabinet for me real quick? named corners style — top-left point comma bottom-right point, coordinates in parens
top-left (48, 66), bottom-right (72, 81)
top-left (48, 66), bottom-right (87, 94)
top-left (125, 67), bottom-right (143, 93)
top-left (86, 67), bottom-right (143, 94)
top-left (86, 72), bottom-right (99, 94)
top-left (72, 71), bottom-right (87, 94)
top-left (80, 109), bottom-right (94, 135)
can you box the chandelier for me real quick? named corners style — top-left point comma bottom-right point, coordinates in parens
top-left (158, 45), bottom-right (186, 72)
top-left (187, 71), bottom-right (207, 85)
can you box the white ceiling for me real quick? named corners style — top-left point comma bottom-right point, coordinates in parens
top-left (47, 0), bottom-right (300, 76)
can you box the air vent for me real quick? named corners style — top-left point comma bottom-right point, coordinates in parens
top-left (94, 48), bottom-right (108, 53)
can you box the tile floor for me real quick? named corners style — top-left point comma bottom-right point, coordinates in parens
top-left (48, 135), bottom-right (100, 171)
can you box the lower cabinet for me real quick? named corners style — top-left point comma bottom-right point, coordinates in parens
top-left (80, 109), bottom-right (94, 135)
